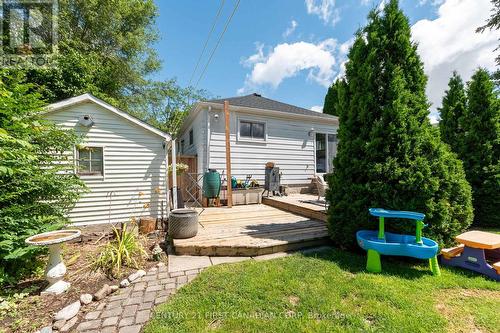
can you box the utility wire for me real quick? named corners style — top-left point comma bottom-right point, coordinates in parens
top-left (188, 0), bottom-right (226, 88)
top-left (194, 0), bottom-right (241, 90)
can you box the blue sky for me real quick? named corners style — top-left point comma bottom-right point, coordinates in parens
top-left (152, 0), bottom-right (498, 121)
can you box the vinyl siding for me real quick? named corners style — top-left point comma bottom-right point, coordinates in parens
top-left (45, 102), bottom-right (167, 226)
top-left (178, 110), bottom-right (206, 176)
top-left (182, 108), bottom-right (337, 186)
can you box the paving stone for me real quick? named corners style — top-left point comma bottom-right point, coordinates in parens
top-left (163, 282), bottom-right (176, 290)
top-left (139, 302), bottom-right (154, 310)
top-left (118, 316), bottom-right (134, 327)
top-left (76, 319), bottom-right (101, 331)
top-left (101, 307), bottom-right (123, 318)
top-left (118, 325), bottom-right (141, 333)
top-left (123, 297), bottom-right (143, 306)
top-left (157, 289), bottom-right (173, 297)
top-left (169, 270), bottom-right (185, 277)
top-left (135, 310), bottom-right (151, 324)
top-left (131, 291), bottom-right (144, 298)
top-left (160, 277), bottom-right (176, 284)
top-left (84, 311), bottom-right (101, 320)
top-left (143, 292), bottom-right (157, 303)
top-left (145, 284), bottom-right (162, 292)
top-left (168, 255), bottom-right (212, 272)
top-left (147, 267), bottom-right (158, 275)
top-left (253, 252), bottom-right (289, 261)
top-left (100, 326), bottom-right (118, 333)
top-left (106, 300), bottom-right (123, 309)
top-left (184, 269), bottom-right (199, 275)
top-left (133, 283), bottom-right (147, 291)
top-left (122, 304), bottom-right (138, 317)
top-left (209, 256), bottom-right (251, 265)
top-left (109, 292), bottom-right (130, 301)
top-left (155, 296), bottom-right (168, 305)
top-left (157, 272), bottom-right (169, 279)
top-left (187, 274), bottom-right (198, 282)
top-left (147, 279), bottom-right (160, 286)
top-left (96, 303), bottom-right (106, 310)
top-left (141, 275), bottom-right (157, 282)
top-left (102, 316), bottom-right (119, 327)
top-left (176, 276), bottom-right (188, 284)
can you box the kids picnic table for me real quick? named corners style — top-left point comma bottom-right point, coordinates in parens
top-left (441, 230), bottom-right (500, 281)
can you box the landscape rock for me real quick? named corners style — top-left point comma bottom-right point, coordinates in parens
top-left (60, 316), bottom-right (78, 332)
top-left (40, 325), bottom-right (53, 333)
top-left (80, 293), bottom-right (93, 305)
top-left (120, 279), bottom-right (130, 287)
top-left (110, 285), bottom-right (119, 292)
top-left (54, 301), bottom-right (81, 321)
top-left (52, 319), bottom-right (66, 330)
top-left (128, 269), bottom-right (146, 282)
top-left (93, 284), bottom-right (111, 301)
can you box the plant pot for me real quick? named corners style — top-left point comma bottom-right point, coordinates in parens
top-left (168, 209), bottom-right (198, 239)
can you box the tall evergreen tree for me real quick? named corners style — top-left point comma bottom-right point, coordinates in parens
top-left (326, 0), bottom-right (473, 249)
top-left (460, 68), bottom-right (500, 227)
top-left (323, 80), bottom-right (343, 116)
top-left (439, 72), bottom-right (467, 154)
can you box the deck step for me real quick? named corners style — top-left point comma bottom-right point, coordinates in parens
top-left (173, 204), bottom-right (330, 256)
top-left (262, 197), bottom-right (327, 222)
top-left (493, 261), bottom-right (500, 275)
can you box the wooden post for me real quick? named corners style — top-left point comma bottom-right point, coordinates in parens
top-left (172, 139), bottom-right (178, 210)
top-left (165, 140), bottom-right (170, 217)
top-left (224, 101), bottom-right (232, 208)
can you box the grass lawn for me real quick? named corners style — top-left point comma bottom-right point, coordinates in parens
top-left (145, 248), bottom-right (499, 333)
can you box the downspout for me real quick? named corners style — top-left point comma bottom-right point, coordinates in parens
top-left (206, 106), bottom-right (211, 170)
top-left (171, 139), bottom-right (178, 210)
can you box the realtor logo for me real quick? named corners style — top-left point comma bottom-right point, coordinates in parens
top-left (0, 0), bottom-right (58, 67)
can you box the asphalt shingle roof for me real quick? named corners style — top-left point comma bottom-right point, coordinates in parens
top-left (206, 93), bottom-right (337, 120)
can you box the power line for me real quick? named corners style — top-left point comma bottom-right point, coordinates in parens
top-left (188, 0), bottom-right (226, 88)
top-left (194, 0), bottom-right (241, 90)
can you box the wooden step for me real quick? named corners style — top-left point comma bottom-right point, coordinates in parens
top-left (173, 203), bottom-right (330, 256)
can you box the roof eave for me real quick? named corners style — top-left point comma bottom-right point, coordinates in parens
top-left (45, 93), bottom-right (171, 141)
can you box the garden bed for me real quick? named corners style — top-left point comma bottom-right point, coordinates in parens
top-left (0, 230), bottom-right (163, 333)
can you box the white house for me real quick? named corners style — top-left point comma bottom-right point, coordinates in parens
top-left (44, 94), bottom-right (171, 226)
top-left (178, 93), bottom-right (339, 192)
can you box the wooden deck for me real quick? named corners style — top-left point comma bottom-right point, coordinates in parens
top-left (173, 204), bottom-right (329, 256)
top-left (262, 194), bottom-right (327, 222)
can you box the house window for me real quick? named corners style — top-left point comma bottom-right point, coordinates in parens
top-left (180, 140), bottom-right (185, 154)
top-left (239, 120), bottom-right (265, 140)
top-left (77, 147), bottom-right (103, 176)
top-left (189, 129), bottom-right (194, 145)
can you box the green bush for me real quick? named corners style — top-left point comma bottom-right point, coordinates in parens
top-left (0, 71), bottom-right (86, 285)
top-left (326, 0), bottom-right (473, 249)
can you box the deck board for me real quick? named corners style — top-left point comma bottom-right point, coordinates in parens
top-left (262, 194), bottom-right (327, 222)
top-left (173, 204), bottom-right (329, 256)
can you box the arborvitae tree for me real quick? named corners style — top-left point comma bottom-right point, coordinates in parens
top-left (326, 0), bottom-right (473, 249)
top-left (460, 68), bottom-right (500, 227)
top-left (439, 72), bottom-right (467, 154)
top-left (323, 80), bottom-right (342, 116)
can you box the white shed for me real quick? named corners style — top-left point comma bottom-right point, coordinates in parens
top-left (44, 94), bottom-right (171, 226)
top-left (178, 93), bottom-right (339, 193)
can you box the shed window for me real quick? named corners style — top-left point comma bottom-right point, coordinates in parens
top-left (77, 147), bottom-right (103, 176)
top-left (189, 129), bottom-right (194, 145)
top-left (239, 120), bottom-right (265, 140)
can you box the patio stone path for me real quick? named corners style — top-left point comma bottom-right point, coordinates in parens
top-left (72, 247), bottom-right (331, 333)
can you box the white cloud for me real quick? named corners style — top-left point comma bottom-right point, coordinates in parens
top-left (310, 105), bottom-right (323, 112)
top-left (305, 0), bottom-right (341, 26)
top-left (239, 39), bottom-right (338, 93)
top-left (283, 20), bottom-right (298, 38)
top-left (411, 0), bottom-right (499, 121)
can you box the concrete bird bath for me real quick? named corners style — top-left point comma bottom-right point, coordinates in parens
top-left (25, 229), bottom-right (81, 295)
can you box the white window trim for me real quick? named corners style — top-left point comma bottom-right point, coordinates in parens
top-left (236, 117), bottom-right (267, 143)
top-left (188, 128), bottom-right (194, 147)
top-left (75, 144), bottom-right (105, 180)
top-left (314, 132), bottom-right (337, 175)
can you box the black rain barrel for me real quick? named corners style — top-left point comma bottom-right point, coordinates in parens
top-left (203, 169), bottom-right (221, 198)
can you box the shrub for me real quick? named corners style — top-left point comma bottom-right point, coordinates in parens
top-left (0, 71), bottom-right (86, 285)
top-left (326, 0), bottom-right (473, 249)
top-left (92, 223), bottom-right (147, 278)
